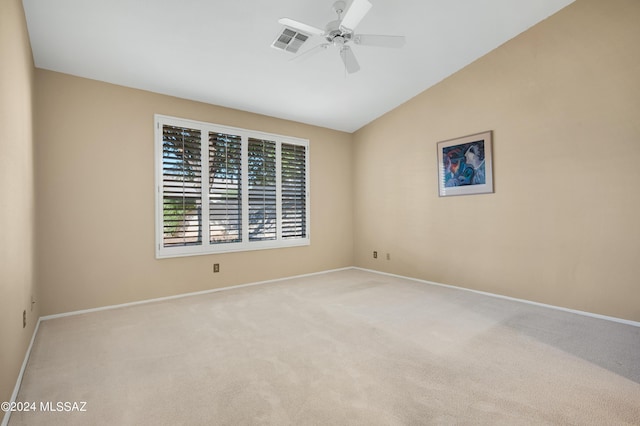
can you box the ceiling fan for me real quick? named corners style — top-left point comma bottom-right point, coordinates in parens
top-left (274, 0), bottom-right (405, 74)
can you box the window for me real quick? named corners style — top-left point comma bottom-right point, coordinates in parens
top-left (155, 115), bottom-right (309, 258)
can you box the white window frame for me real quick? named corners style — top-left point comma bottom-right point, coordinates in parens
top-left (155, 114), bottom-right (310, 259)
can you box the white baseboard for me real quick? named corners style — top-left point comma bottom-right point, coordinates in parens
top-left (1, 317), bottom-right (41, 426)
top-left (40, 266), bottom-right (353, 321)
top-left (354, 267), bottom-right (640, 328)
top-left (43, 265), bottom-right (638, 327)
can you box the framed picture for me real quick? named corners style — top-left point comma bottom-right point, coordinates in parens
top-left (437, 130), bottom-right (493, 197)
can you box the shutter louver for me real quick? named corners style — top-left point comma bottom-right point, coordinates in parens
top-left (209, 133), bottom-right (242, 243)
top-left (281, 143), bottom-right (307, 239)
top-left (248, 138), bottom-right (277, 241)
top-left (162, 125), bottom-right (202, 247)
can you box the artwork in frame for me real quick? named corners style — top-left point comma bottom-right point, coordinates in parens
top-left (437, 130), bottom-right (493, 197)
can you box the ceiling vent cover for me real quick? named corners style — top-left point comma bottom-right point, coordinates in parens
top-left (272, 28), bottom-right (309, 53)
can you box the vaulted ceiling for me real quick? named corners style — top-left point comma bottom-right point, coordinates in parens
top-left (22, 0), bottom-right (575, 132)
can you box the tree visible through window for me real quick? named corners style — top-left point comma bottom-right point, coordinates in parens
top-left (209, 132), bottom-right (242, 244)
top-left (282, 143), bottom-right (307, 239)
top-left (155, 115), bottom-right (309, 258)
top-left (161, 125), bottom-right (202, 247)
top-left (248, 138), bottom-right (277, 241)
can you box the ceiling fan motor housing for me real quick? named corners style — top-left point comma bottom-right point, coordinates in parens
top-left (325, 19), bottom-right (353, 45)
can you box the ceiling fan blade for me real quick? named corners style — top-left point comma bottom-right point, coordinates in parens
top-left (340, 46), bottom-right (360, 74)
top-left (354, 34), bottom-right (406, 48)
top-left (278, 18), bottom-right (325, 36)
top-left (340, 0), bottom-right (372, 32)
top-left (292, 43), bottom-right (330, 62)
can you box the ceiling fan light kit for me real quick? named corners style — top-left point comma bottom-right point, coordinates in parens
top-left (272, 0), bottom-right (405, 74)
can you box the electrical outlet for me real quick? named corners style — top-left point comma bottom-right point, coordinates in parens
top-left (373, 251), bottom-right (378, 259)
top-left (213, 263), bottom-right (220, 273)
top-left (23, 310), bottom-right (26, 328)
top-left (386, 253), bottom-right (391, 260)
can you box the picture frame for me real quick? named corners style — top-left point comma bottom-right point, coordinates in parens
top-left (437, 130), bottom-right (493, 197)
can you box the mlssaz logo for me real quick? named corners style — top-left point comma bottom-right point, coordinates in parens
top-left (40, 401), bottom-right (87, 412)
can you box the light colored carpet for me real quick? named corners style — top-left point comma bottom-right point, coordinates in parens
top-left (9, 269), bottom-right (640, 425)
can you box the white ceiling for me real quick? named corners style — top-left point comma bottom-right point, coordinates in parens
top-left (22, 0), bottom-right (574, 133)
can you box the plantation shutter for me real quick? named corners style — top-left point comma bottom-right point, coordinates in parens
top-left (156, 115), bottom-right (309, 258)
top-left (248, 138), bottom-right (277, 241)
top-left (281, 143), bottom-right (307, 239)
top-left (209, 132), bottom-right (243, 244)
top-left (161, 125), bottom-right (202, 248)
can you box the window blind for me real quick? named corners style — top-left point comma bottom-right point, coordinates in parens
top-left (209, 132), bottom-right (242, 244)
top-left (248, 138), bottom-right (277, 241)
top-left (161, 125), bottom-right (202, 248)
top-left (281, 143), bottom-right (306, 239)
top-left (155, 115), bottom-right (309, 258)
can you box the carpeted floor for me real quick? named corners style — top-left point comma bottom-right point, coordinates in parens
top-left (8, 269), bottom-right (640, 425)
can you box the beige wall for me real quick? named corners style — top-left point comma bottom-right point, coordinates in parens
top-left (0, 0), bottom-right (39, 407)
top-left (353, 0), bottom-right (640, 322)
top-left (1, 0), bottom-right (638, 406)
top-left (35, 70), bottom-right (354, 316)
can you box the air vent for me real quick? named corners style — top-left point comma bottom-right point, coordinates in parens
top-left (272, 27), bottom-right (309, 53)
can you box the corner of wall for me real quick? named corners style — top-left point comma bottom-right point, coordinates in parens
top-left (0, 0), bottom-right (39, 408)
